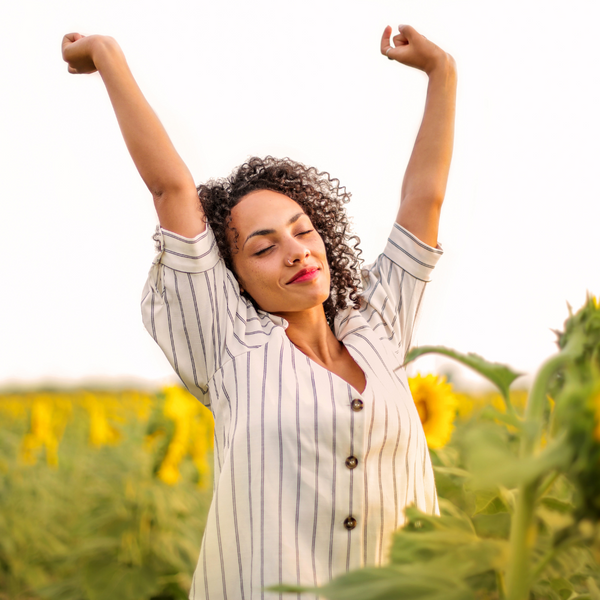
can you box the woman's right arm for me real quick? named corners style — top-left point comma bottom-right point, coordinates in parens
top-left (61, 33), bottom-right (205, 238)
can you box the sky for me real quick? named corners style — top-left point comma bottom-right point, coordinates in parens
top-left (1, 0), bottom-right (599, 391)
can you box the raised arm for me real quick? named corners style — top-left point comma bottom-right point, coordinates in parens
top-left (381, 25), bottom-right (457, 248)
top-left (61, 33), bottom-right (205, 238)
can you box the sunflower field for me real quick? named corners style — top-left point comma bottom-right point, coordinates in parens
top-left (0, 387), bottom-right (214, 600)
top-left (3, 297), bottom-right (600, 600)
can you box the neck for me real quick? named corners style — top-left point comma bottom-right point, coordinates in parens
top-left (275, 305), bottom-right (343, 366)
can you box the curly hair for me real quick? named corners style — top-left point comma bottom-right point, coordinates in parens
top-left (197, 156), bottom-right (363, 327)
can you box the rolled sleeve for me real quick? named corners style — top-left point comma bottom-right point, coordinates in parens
top-left (383, 223), bottom-right (443, 283)
top-left (153, 226), bottom-right (220, 273)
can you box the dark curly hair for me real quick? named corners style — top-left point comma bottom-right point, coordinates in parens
top-left (197, 156), bottom-right (363, 327)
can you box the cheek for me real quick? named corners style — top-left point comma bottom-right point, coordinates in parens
top-left (234, 259), bottom-right (275, 297)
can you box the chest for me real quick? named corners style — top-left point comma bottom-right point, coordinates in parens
top-left (209, 328), bottom-right (422, 455)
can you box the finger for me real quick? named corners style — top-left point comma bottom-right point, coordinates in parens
top-left (63, 32), bottom-right (83, 44)
top-left (392, 33), bottom-right (408, 47)
top-left (380, 25), bottom-right (393, 56)
top-left (62, 32), bottom-right (83, 57)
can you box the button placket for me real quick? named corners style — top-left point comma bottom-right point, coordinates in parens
top-left (344, 395), bottom-right (364, 531)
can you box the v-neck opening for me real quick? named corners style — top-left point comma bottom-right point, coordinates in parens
top-left (288, 340), bottom-right (368, 396)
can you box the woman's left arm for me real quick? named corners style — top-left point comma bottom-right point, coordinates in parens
top-left (381, 25), bottom-right (457, 248)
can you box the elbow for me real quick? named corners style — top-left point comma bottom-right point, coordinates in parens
top-left (402, 191), bottom-right (446, 213)
top-left (149, 176), bottom-right (197, 203)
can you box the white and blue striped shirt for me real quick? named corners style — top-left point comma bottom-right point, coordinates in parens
top-left (141, 222), bottom-right (443, 600)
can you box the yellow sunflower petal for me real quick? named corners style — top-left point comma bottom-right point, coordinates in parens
top-left (409, 374), bottom-right (458, 449)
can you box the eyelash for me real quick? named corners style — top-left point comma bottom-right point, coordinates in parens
top-left (253, 230), bottom-right (314, 256)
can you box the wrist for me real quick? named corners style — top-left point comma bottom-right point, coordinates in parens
top-left (426, 52), bottom-right (457, 79)
top-left (90, 36), bottom-right (124, 71)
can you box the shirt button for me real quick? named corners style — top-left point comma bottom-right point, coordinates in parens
top-left (343, 516), bottom-right (357, 530)
top-left (350, 399), bottom-right (364, 412)
top-left (345, 456), bottom-right (358, 469)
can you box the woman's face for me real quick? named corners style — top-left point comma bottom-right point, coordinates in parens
top-left (229, 190), bottom-right (331, 317)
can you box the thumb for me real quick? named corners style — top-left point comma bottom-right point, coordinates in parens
top-left (397, 24), bottom-right (416, 43)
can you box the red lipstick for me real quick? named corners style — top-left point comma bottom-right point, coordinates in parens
top-left (287, 267), bottom-right (319, 284)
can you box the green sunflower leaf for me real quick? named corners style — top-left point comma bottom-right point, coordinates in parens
top-left (474, 491), bottom-right (509, 516)
top-left (540, 497), bottom-right (575, 513)
top-left (404, 346), bottom-right (523, 401)
top-left (267, 565), bottom-right (475, 600)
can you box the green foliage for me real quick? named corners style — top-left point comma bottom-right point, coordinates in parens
top-left (272, 565), bottom-right (475, 600)
top-left (0, 395), bottom-right (212, 600)
top-left (551, 296), bottom-right (600, 522)
top-left (405, 346), bottom-right (522, 405)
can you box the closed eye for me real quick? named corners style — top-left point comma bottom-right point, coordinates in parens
top-left (298, 229), bottom-right (314, 236)
top-left (254, 245), bottom-right (274, 256)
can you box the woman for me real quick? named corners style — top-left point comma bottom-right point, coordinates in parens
top-left (62, 23), bottom-right (456, 600)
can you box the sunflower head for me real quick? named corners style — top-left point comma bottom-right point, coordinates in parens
top-left (409, 374), bottom-right (458, 449)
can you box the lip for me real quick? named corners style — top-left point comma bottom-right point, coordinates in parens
top-left (286, 267), bottom-right (319, 284)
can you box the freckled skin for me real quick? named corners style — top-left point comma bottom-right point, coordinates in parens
top-left (229, 190), bottom-right (331, 319)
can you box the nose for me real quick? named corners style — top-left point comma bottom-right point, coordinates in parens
top-left (286, 239), bottom-right (310, 266)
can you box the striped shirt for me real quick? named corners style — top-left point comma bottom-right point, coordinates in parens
top-left (141, 221), bottom-right (443, 600)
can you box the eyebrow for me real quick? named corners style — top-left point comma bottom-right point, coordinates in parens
top-left (242, 212), bottom-right (306, 250)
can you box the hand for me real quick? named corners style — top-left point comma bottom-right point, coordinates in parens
top-left (380, 25), bottom-right (451, 75)
top-left (61, 33), bottom-right (105, 74)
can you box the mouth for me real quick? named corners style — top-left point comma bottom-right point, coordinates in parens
top-left (286, 267), bottom-right (319, 284)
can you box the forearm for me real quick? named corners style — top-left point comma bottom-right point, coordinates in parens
top-left (401, 56), bottom-right (457, 208)
top-left (92, 38), bottom-right (196, 198)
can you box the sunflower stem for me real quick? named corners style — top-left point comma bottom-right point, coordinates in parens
top-left (505, 350), bottom-right (574, 600)
top-left (496, 569), bottom-right (507, 600)
top-left (506, 482), bottom-right (538, 600)
top-left (501, 389), bottom-right (517, 418)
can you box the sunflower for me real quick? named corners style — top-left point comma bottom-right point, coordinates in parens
top-left (156, 386), bottom-right (214, 486)
top-left (409, 374), bottom-right (458, 449)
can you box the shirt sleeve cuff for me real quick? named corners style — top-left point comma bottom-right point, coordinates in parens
top-left (153, 225), bottom-right (221, 273)
top-left (383, 222), bottom-right (443, 282)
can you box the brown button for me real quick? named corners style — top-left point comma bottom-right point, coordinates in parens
top-left (345, 456), bottom-right (358, 469)
top-left (343, 516), bottom-right (357, 530)
top-left (350, 399), bottom-right (364, 412)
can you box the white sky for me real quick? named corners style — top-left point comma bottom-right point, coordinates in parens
top-left (1, 0), bottom-right (599, 391)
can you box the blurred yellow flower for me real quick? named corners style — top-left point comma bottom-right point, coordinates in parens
top-left (190, 410), bottom-right (214, 489)
top-left (20, 394), bottom-right (72, 467)
top-left (456, 390), bottom-right (528, 423)
top-left (157, 386), bottom-right (214, 486)
top-left (83, 392), bottom-right (121, 447)
top-left (409, 374), bottom-right (458, 449)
